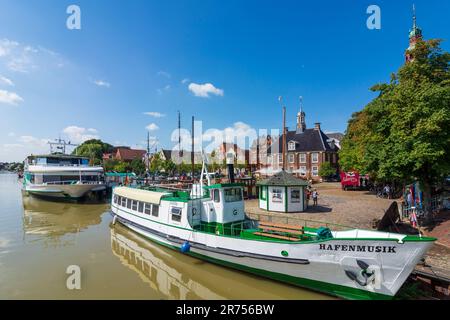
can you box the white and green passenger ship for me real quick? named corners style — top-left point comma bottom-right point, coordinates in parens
top-left (22, 140), bottom-right (105, 200)
top-left (110, 168), bottom-right (435, 300)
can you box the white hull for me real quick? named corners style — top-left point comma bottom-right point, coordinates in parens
top-left (25, 183), bottom-right (106, 199)
top-left (111, 203), bottom-right (433, 299)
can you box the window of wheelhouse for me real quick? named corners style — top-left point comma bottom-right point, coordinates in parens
top-left (126, 198), bottom-right (132, 209)
top-left (121, 197), bottom-right (126, 207)
top-left (171, 207), bottom-right (182, 222)
top-left (212, 189), bottom-right (220, 203)
top-left (132, 200), bottom-right (138, 211)
top-left (224, 188), bottom-right (242, 202)
top-left (138, 201), bottom-right (144, 213)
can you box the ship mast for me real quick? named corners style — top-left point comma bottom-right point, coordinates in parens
top-left (48, 138), bottom-right (78, 155)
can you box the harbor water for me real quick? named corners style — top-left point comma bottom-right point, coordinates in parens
top-left (0, 173), bottom-right (332, 300)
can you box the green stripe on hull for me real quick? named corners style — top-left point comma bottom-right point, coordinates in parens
top-left (120, 221), bottom-right (393, 301)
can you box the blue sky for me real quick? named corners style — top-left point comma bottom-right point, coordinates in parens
top-left (0, 0), bottom-right (449, 161)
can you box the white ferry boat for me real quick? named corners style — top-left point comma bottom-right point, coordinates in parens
top-left (22, 140), bottom-right (106, 200)
top-left (110, 160), bottom-right (435, 300)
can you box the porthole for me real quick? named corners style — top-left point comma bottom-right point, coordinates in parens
top-left (281, 250), bottom-right (289, 257)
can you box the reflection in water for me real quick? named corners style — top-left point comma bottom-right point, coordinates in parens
top-left (0, 174), bottom-right (330, 299)
top-left (22, 195), bottom-right (108, 246)
top-left (111, 224), bottom-right (331, 300)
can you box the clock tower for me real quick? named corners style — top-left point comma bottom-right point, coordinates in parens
top-left (405, 4), bottom-right (423, 63)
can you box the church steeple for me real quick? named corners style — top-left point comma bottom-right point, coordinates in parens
top-left (406, 4), bottom-right (423, 62)
top-left (296, 96), bottom-right (306, 134)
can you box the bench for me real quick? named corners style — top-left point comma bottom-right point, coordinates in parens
top-left (253, 232), bottom-right (300, 242)
top-left (258, 221), bottom-right (304, 233)
top-left (259, 226), bottom-right (304, 235)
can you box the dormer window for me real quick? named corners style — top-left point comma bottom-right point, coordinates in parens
top-left (288, 141), bottom-right (296, 151)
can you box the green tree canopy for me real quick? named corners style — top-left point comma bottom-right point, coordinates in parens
top-left (130, 158), bottom-right (146, 176)
top-left (319, 162), bottom-right (336, 178)
top-left (72, 139), bottom-right (113, 165)
top-left (339, 39), bottom-right (450, 219)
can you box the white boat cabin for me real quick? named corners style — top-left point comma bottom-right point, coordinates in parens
top-left (112, 183), bottom-right (246, 236)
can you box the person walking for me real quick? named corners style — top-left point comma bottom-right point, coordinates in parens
top-left (312, 189), bottom-right (319, 206)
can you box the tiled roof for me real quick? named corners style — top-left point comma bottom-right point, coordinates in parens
top-left (268, 129), bottom-right (337, 153)
top-left (257, 170), bottom-right (309, 186)
top-left (116, 148), bottom-right (146, 161)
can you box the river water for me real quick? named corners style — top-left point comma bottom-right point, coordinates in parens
top-left (0, 173), bottom-right (331, 300)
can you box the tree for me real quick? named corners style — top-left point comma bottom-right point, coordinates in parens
top-left (162, 160), bottom-right (176, 175)
top-left (150, 153), bottom-right (163, 173)
top-left (113, 161), bottom-right (129, 173)
top-left (319, 162), bottom-right (336, 178)
top-left (130, 158), bottom-right (146, 176)
top-left (72, 139), bottom-right (113, 165)
top-left (339, 39), bottom-right (450, 221)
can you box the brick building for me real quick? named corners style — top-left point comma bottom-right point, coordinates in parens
top-left (266, 106), bottom-right (340, 181)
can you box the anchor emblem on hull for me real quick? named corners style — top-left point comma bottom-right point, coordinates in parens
top-left (344, 260), bottom-right (375, 287)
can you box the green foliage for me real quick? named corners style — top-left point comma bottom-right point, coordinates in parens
top-left (339, 39), bottom-right (450, 218)
top-left (72, 139), bottom-right (113, 164)
top-left (130, 158), bottom-right (146, 176)
top-left (113, 161), bottom-right (129, 173)
top-left (319, 162), bottom-right (336, 177)
top-left (162, 159), bottom-right (176, 175)
top-left (150, 153), bottom-right (163, 173)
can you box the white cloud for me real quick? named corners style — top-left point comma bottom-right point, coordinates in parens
top-left (157, 85), bottom-right (171, 95)
top-left (144, 112), bottom-right (166, 118)
top-left (93, 80), bottom-right (111, 88)
top-left (181, 78), bottom-right (190, 84)
top-left (0, 75), bottom-right (14, 86)
top-left (19, 135), bottom-right (49, 147)
top-left (203, 122), bottom-right (257, 150)
top-left (157, 71), bottom-right (171, 78)
top-left (62, 126), bottom-right (100, 144)
top-left (0, 39), bottom-right (19, 57)
top-left (0, 38), bottom-right (63, 73)
top-left (0, 89), bottom-right (23, 105)
top-left (188, 82), bottom-right (224, 98)
top-left (7, 132), bottom-right (15, 137)
top-left (146, 123), bottom-right (159, 131)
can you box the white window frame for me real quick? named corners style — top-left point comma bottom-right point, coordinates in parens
top-left (278, 154), bottom-right (283, 164)
top-left (312, 166), bottom-right (319, 177)
top-left (312, 153), bottom-right (319, 163)
top-left (299, 153), bottom-right (306, 163)
top-left (288, 154), bottom-right (295, 164)
top-left (291, 189), bottom-right (301, 203)
top-left (299, 166), bottom-right (307, 176)
top-left (272, 188), bottom-right (283, 203)
top-left (288, 141), bottom-right (296, 151)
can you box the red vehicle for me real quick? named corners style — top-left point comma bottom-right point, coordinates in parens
top-left (340, 171), bottom-right (370, 191)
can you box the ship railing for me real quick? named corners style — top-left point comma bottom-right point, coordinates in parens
top-left (245, 212), bottom-right (356, 232)
top-left (29, 164), bottom-right (93, 168)
top-left (43, 180), bottom-right (104, 186)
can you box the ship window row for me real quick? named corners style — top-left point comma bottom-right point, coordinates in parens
top-left (30, 157), bottom-right (90, 166)
top-left (28, 174), bottom-right (102, 184)
top-left (114, 195), bottom-right (159, 217)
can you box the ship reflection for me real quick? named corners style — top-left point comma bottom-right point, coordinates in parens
top-left (22, 195), bottom-right (107, 245)
top-left (110, 224), bottom-right (328, 300)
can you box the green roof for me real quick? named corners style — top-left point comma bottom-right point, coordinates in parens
top-left (257, 170), bottom-right (309, 187)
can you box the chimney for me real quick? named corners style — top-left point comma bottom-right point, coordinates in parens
top-left (314, 123), bottom-right (321, 131)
